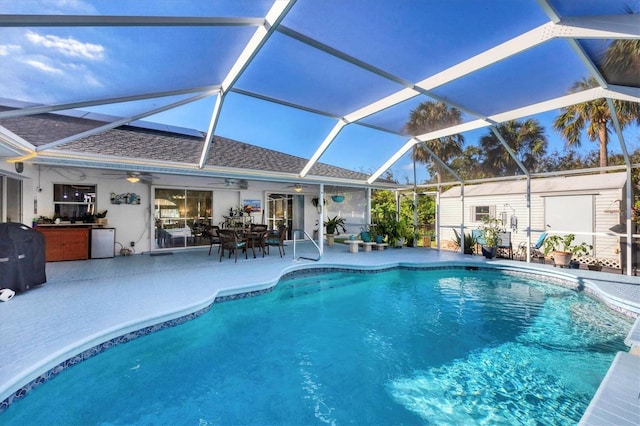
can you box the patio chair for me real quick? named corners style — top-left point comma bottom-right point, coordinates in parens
top-left (217, 229), bottom-right (247, 263)
top-left (517, 232), bottom-right (547, 262)
top-left (265, 226), bottom-right (287, 257)
top-left (207, 225), bottom-right (221, 256)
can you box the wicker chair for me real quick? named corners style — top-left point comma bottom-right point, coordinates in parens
top-left (217, 229), bottom-right (247, 263)
top-left (207, 225), bottom-right (221, 256)
top-left (265, 226), bottom-right (287, 257)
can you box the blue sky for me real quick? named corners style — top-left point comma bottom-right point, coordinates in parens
top-left (0, 0), bottom-right (638, 184)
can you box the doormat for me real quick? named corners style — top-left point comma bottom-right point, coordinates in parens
top-left (150, 252), bottom-right (173, 256)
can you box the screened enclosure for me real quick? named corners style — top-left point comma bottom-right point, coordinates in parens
top-left (0, 0), bottom-right (638, 271)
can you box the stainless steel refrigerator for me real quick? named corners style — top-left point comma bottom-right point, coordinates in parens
top-left (91, 228), bottom-right (115, 258)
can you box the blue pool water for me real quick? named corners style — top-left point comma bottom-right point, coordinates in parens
top-left (2, 268), bottom-right (633, 425)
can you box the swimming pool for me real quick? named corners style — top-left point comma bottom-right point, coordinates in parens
top-left (1, 267), bottom-right (632, 424)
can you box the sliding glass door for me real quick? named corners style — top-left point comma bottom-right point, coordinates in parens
top-left (154, 188), bottom-right (212, 249)
top-left (266, 193), bottom-right (304, 239)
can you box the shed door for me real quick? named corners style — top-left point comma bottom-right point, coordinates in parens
top-left (544, 195), bottom-right (593, 246)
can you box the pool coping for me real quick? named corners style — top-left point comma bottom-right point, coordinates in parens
top-left (1, 253), bottom-right (639, 416)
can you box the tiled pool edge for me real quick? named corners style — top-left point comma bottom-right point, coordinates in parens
top-left (1, 262), bottom-right (636, 413)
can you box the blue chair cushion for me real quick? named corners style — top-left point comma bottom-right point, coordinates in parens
top-left (471, 229), bottom-right (486, 245)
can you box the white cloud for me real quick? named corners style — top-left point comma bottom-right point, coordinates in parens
top-left (24, 59), bottom-right (63, 74)
top-left (0, 0), bottom-right (97, 14)
top-left (26, 31), bottom-right (104, 60)
top-left (0, 44), bottom-right (21, 56)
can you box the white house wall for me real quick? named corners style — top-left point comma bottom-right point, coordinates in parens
top-left (0, 163), bottom-right (324, 255)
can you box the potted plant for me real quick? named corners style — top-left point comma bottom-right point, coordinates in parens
top-left (369, 224), bottom-right (384, 244)
top-left (588, 259), bottom-right (603, 271)
top-left (378, 216), bottom-right (406, 247)
top-left (311, 197), bottom-right (327, 213)
top-left (478, 216), bottom-right (503, 259)
top-left (324, 216), bottom-right (346, 246)
top-left (543, 234), bottom-right (592, 267)
top-left (95, 210), bottom-right (108, 226)
top-left (454, 229), bottom-right (476, 255)
top-left (394, 218), bottom-right (409, 247)
top-left (570, 240), bottom-right (592, 269)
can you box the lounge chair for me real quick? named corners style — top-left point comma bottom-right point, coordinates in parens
top-left (517, 232), bottom-right (547, 261)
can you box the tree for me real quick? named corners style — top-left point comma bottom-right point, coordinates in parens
top-left (404, 101), bottom-right (465, 185)
top-left (553, 78), bottom-right (640, 170)
top-left (478, 119), bottom-right (547, 176)
top-left (601, 39), bottom-right (640, 87)
top-left (537, 150), bottom-right (596, 172)
top-left (449, 145), bottom-right (486, 180)
top-left (599, 5), bottom-right (639, 88)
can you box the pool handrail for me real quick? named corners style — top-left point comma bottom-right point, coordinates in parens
top-left (292, 228), bottom-right (321, 262)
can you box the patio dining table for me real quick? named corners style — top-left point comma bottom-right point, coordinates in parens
top-left (239, 230), bottom-right (267, 258)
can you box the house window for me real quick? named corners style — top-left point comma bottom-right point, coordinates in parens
top-left (53, 184), bottom-right (96, 220)
top-left (471, 205), bottom-right (495, 222)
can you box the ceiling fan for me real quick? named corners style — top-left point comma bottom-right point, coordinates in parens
top-left (283, 183), bottom-right (313, 192)
top-left (208, 178), bottom-right (249, 190)
top-left (101, 171), bottom-right (153, 184)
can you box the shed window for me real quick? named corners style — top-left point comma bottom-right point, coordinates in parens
top-left (470, 205), bottom-right (495, 222)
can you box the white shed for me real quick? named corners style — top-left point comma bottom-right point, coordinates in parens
top-left (439, 172), bottom-right (627, 267)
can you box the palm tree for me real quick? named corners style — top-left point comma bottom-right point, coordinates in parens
top-left (553, 77), bottom-right (640, 169)
top-left (479, 119), bottom-right (547, 176)
top-left (449, 145), bottom-right (486, 180)
top-left (601, 39), bottom-right (640, 87)
top-left (404, 101), bottom-right (464, 184)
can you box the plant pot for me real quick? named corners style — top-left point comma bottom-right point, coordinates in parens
top-left (395, 238), bottom-right (404, 248)
top-left (588, 264), bottom-right (603, 271)
top-left (376, 235), bottom-right (383, 244)
top-left (552, 251), bottom-right (572, 267)
top-left (482, 246), bottom-right (497, 259)
top-left (326, 233), bottom-right (335, 246)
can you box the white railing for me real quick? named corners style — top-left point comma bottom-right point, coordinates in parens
top-left (292, 229), bottom-right (321, 262)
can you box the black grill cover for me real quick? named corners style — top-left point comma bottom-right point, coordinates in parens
top-left (0, 223), bottom-right (46, 292)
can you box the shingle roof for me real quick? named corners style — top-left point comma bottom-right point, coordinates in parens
top-left (0, 108), bottom-right (372, 181)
